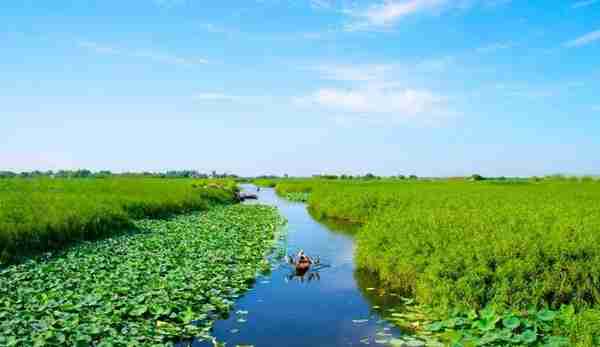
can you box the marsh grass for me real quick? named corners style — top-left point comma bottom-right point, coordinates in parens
top-left (0, 178), bottom-right (237, 263)
top-left (276, 179), bottom-right (600, 345)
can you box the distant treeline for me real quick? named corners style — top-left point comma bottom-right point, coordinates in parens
top-left (0, 170), bottom-right (240, 179)
top-left (313, 173), bottom-right (418, 180)
top-left (314, 173), bottom-right (599, 182)
top-left (1, 170), bottom-right (597, 182)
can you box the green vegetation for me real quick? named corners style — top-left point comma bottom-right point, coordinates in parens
top-left (0, 204), bottom-right (284, 346)
top-left (424, 306), bottom-right (569, 347)
top-left (281, 192), bottom-right (311, 202)
top-left (0, 177), bottom-right (237, 263)
top-left (386, 301), bottom-right (568, 347)
top-left (253, 178), bottom-right (278, 188)
top-left (275, 179), bottom-right (600, 345)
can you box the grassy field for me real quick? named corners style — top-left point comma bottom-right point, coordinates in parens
top-left (275, 178), bottom-right (600, 346)
top-left (0, 204), bottom-right (284, 346)
top-left (253, 178), bottom-right (279, 188)
top-left (0, 177), bottom-right (237, 264)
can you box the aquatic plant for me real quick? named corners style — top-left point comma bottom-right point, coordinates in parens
top-left (0, 204), bottom-right (284, 346)
top-left (281, 192), bottom-right (311, 202)
top-left (424, 306), bottom-right (569, 346)
top-left (386, 302), bottom-right (569, 346)
top-left (0, 177), bottom-right (237, 263)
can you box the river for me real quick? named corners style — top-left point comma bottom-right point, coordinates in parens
top-left (194, 186), bottom-right (417, 347)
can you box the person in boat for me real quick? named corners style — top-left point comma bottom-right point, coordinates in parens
top-left (285, 250), bottom-right (325, 282)
top-left (292, 250), bottom-right (317, 277)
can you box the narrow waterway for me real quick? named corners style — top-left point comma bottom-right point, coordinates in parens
top-left (195, 186), bottom-right (414, 347)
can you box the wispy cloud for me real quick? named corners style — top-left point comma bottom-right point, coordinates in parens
top-left (476, 41), bottom-right (513, 54)
top-left (341, 0), bottom-right (512, 32)
top-left (343, 0), bottom-right (447, 31)
top-left (572, 0), bottom-right (599, 8)
top-left (565, 29), bottom-right (600, 47)
top-left (304, 87), bottom-right (444, 115)
top-left (78, 40), bottom-right (208, 66)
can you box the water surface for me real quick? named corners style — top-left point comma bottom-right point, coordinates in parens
top-left (195, 186), bottom-right (410, 347)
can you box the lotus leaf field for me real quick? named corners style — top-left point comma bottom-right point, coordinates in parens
top-left (0, 204), bottom-right (284, 346)
top-left (273, 178), bottom-right (600, 346)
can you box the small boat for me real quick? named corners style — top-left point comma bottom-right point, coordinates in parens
top-left (288, 250), bottom-right (319, 276)
top-left (237, 192), bottom-right (258, 201)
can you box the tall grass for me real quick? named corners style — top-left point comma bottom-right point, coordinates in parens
top-left (0, 178), bottom-right (237, 263)
top-left (276, 179), bottom-right (600, 345)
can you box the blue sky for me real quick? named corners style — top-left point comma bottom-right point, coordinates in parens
top-left (1, 0), bottom-right (599, 176)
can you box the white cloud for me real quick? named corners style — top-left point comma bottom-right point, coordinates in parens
top-left (572, 0), bottom-right (599, 8)
top-left (343, 0), bottom-right (447, 31)
top-left (307, 87), bottom-right (444, 116)
top-left (296, 63), bottom-right (451, 125)
top-left (78, 40), bottom-right (208, 66)
top-left (476, 41), bottom-right (513, 54)
top-left (341, 0), bottom-right (512, 31)
top-left (565, 29), bottom-right (600, 47)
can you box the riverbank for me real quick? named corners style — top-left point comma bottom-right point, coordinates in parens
top-left (274, 179), bottom-right (600, 346)
top-left (0, 177), bottom-right (238, 264)
top-left (0, 204), bottom-right (284, 346)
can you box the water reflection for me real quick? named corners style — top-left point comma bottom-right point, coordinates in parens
top-left (354, 269), bottom-right (407, 311)
top-left (308, 208), bottom-right (361, 235)
top-left (283, 262), bottom-right (331, 283)
top-left (286, 269), bottom-right (321, 283)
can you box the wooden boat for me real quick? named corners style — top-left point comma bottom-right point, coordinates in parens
top-left (237, 192), bottom-right (258, 201)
